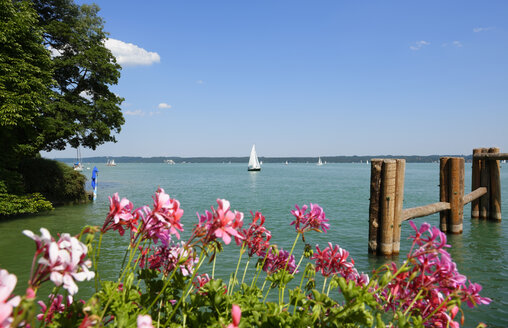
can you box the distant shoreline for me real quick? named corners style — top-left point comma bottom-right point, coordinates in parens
top-left (50, 155), bottom-right (473, 164)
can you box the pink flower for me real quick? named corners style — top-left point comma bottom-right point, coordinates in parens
top-left (261, 248), bottom-right (297, 275)
top-left (227, 304), bottom-right (241, 328)
top-left (139, 189), bottom-right (184, 242)
top-left (137, 314), bottom-right (154, 328)
top-left (237, 211), bottom-right (272, 257)
top-left (23, 229), bottom-right (95, 295)
top-left (36, 294), bottom-right (72, 323)
top-left (0, 269), bottom-right (20, 328)
top-left (312, 243), bottom-right (356, 279)
top-left (290, 203), bottom-right (330, 239)
top-left (145, 242), bottom-right (197, 277)
top-left (194, 199), bottom-right (244, 246)
top-left (103, 193), bottom-right (136, 236)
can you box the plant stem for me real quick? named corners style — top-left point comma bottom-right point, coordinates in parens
top-left (322, 277), bottom-right (328, 294)
top-left (212, 254), bottom-right (216, 279)
top-left (241, 259), bottom-right (250, 286)
top-left (228, 244), bottom-right (245, 295)
top-left (94, 232), bottom-right (104, 292)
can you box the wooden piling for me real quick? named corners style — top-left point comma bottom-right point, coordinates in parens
top-left (380, 159), bottom-right (396, 256)
top-left (479, 148), bottom-right (490, 219)
top-left (449, 157), bottom-right (464, 234)
top-left (392, 159), bottom-right (405, 255)
top-left (439, 157), bottom-right (450, 232)
top-left (368, 159), bottom-right (383, 254)
top-left (489, 147), bottom-right (502, 221)
top-left (471, 148), bottom-right (481, 219)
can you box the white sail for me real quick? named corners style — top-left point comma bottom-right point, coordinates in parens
top-left (317, 157), bottom-right (323, 166)
top-left (248, 145), bottom-right (261, 171)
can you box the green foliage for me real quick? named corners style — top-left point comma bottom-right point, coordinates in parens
top-left (20, 158), bottom-right (88, 205)
top-left (33, 0), bottom-right (125, 151)
top-left (0, 180), bottom-right (53, 217)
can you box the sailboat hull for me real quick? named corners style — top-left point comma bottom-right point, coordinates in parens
top-left (248, 167), bottom-right (261, 171)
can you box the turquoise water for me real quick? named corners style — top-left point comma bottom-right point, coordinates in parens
top-left (1, 163), bottom-right (507, 327)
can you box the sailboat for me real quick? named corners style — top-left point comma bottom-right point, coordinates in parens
top-left (248, 145), bottom-right (261, 171)
top-left (73, 147), bottom-right (83, 171)
top-left (317, 157), bottom-right (323, 166)
top-left (106, 158), bottom-right (117, 166)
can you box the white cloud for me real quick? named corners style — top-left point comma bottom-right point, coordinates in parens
top-left (410, 41), bottom-right (430, 51)
top-left (158, 103), bottom-right (172, 109)
top-left (452, 41), bottom-right (463, 48)
top-left (473, 27), bottom-right (494, 33)
top-left (196, 80), bottom-right (205, 84)
top-left (105, 38), bottom-right (160, 66)
top-left (124, 110), bottom-right (145, 116)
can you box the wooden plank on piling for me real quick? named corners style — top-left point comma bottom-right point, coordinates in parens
top-left (380, 159), bottom-right (396, 256)
top-left (368, 159), bottom-right (383, 254)
top-left (473, 153), bottom-right (508, 160)
top-left (439, 157), bottom-right (450, 232)
top-left (402, 202), bottom-right (451, 221)
top-left (463, 187), bottom-right (488, 205)
top-left (471, 148), bottom-right (481, 218)
top-left (489, 147), bottom-right (502, 221)
top-left (392, 159), bottom-right (405, 255)
top-left (480, 148), bottom-right (490, 219)
top-left (449, 157), bottom-right (464, 234)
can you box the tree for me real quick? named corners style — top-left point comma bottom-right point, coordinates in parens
top-left (33, 0), bottom-right (125, 151)
top-left (0, 0), bottom-right (53, 155)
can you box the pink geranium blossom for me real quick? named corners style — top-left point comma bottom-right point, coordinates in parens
top-left (193, 199), bottom-right (244, 246)
top-left (227, 304), bottom-right (241, 328)
top-left (260, 248), bottom-right (297, 275)
top-left (0, 269), bottom-right (20, 328)
top-left (23, 228), bottom-right (95, 295)
top-left (237, 211), bottom-right (272, 257)
top-left (103, 193), bottom-right (137, 236)
top-left (138, 188), bottom-right (184, 243)
top-left (312, 242), bottom-right (357, 280)
top-left (290, 203), bottom-right (330, 240)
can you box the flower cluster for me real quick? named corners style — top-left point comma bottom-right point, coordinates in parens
top-left (312, 242), bottom-right (368, 286)
top-left (375, 221), bottom-right (492, 327)
top-left (23, 228), bottom-right (95, 295)
top-left (36, 294), bottom-right (73, 323)
top-left (139, 188), bottom-right (184, 242)
top-left (193, 199), bottom-right (244, 245)
top-left (261, 248), bottom-right (297, 275)
top-left (102, 193), bottom-right (136, 236)
top-left (141, 241), bottom-right (197, 277)
top-left (0, 269), bottom-right (20, 328)
top-left (290, 203), bottom-right (329, 240)
top-left (237, 211), bottom-right (272, 257)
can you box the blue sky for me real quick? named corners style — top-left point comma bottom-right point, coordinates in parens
top-left (42, 0), bottom-right (508, 158)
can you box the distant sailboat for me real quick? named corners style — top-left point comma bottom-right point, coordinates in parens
top-left (285, 161), bottom-right (288, 165)
top-left (248, 145), bottom-right (261, 171)
top-left (317, 157), bottom-right (323, 166)
top-left (73, 147), bottom-right (83, 171)
top-left (106, 158), bottom-right (117, 166)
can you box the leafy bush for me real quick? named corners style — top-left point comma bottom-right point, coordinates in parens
top-left (2, 189), bottom-right (491, 327)
top-left (20, 158), bottom-right (88, 205)
top-left (0, 180), bottom-right (53, 217)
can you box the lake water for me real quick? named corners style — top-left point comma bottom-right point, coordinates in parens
top-left (1, 162), bottom-right (507, 327)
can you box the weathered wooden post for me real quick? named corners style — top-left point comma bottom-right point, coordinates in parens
top-left (449, 157), bottom-right (465, 234)
top-left (439, 157), bottom-right (450, 232)
top-left (368, 159), bottom-right (383, 254)
top-left (380, 159), bottom-right (397, 256)
top-left (489, 147), bottom-right (502, 221)
top-left (479, 148), bottom-right (490, 219)
top-left (392, 159), bottom-right (405, 255)
top-left (471, 148), bottom-right (481, 219)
